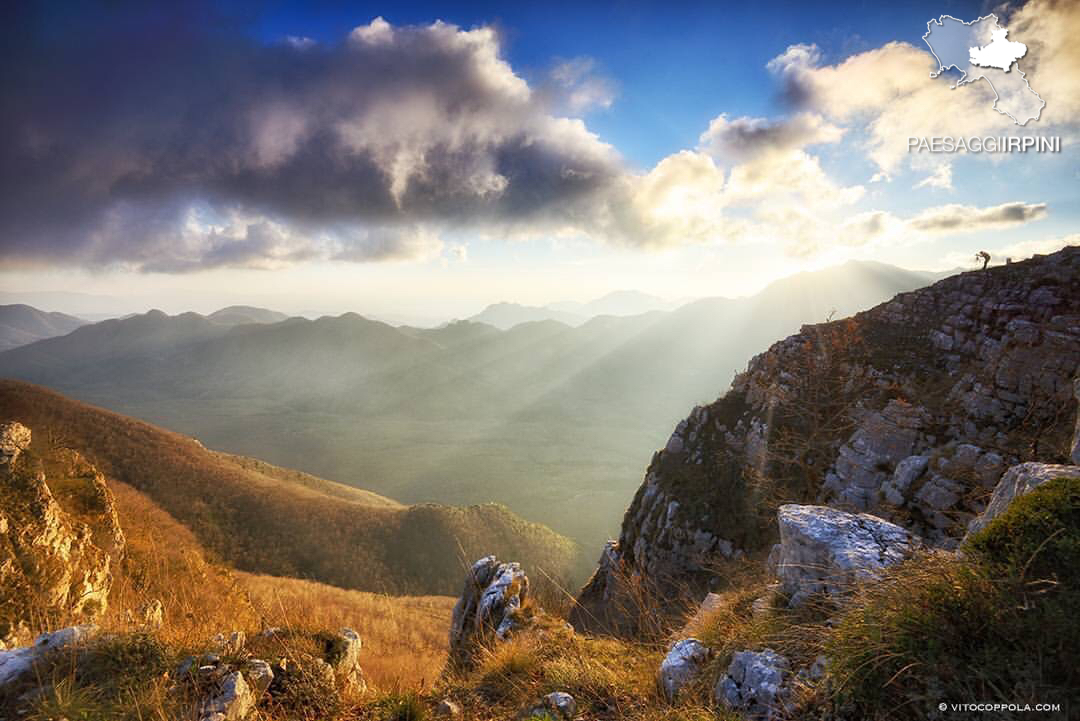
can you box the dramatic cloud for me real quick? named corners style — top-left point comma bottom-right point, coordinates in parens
top-left (0, 7), bottom-right (661, 271)
top-left (907, 201), bottom-right (1048, 233)
top-left (767, 0), bottom-right (1080, 173)
top-left (1008, 0), bottom-right (1080, 125)
top-left (698, 112), bottom-right (844, 161)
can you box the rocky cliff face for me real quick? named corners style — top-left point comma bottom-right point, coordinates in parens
top-left (572, 247), bottom-right (1080, 634)
top-left (0, 423), bottom-right (124, 647)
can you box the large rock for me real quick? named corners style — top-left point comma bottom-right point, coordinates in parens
top-left (0, 625), bottom-right (98, 689)
top-left (1, 435), bottom-right (122, 643)
top-left (965, 462), bottom-right (1080, 539)
top-left (658, 638), bottom-right (711, 701)
top-left (716, 649), bottom-right (793, 720)
top-left (449, 556), bottom-right (529, 665)
top-left (774, 505), bottom-right (917, 605)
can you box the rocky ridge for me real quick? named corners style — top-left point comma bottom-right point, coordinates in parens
top-left (0, 423), bottom-right (124, 647)
top-left (573, 247), bottom-right (1080, 633)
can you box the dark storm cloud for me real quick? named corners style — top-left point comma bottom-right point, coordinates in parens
top-left (0, 3), bottom-right (625, 271)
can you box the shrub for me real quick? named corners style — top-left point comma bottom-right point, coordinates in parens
top-left (827, 477), bottom-right (1080, 719)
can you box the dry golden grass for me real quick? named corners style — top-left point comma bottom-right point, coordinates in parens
top-left (104, 480), bottom-right (261, 649)
top-left (110, 477), bottom-right (456, 692)
top-left (238, 572), bottom-right (455, 691)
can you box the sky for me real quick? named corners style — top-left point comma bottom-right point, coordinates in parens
top-left (0, 0), bottom-right (1077, 324)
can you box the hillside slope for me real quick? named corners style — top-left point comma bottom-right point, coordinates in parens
top-left (573, 246), bottom-right (1080, 634)
top-left (0, 381), bottom-right (579, 595)
top-left (0, 303), bottom-right (86, 351)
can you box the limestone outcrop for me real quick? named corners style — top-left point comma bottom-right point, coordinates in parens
top-left (0, 425), bottom-right (123, 645)
top-left (449, 555), bottom-right (529, 665)
top-left (574, 247), bottom-right (1080, 634)
top-left (773, 504), bottom-right (918, 605)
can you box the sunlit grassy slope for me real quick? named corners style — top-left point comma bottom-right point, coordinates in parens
top-left (1, 380), bottom-right (580, 596)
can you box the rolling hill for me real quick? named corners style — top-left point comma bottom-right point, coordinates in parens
top-left (0, 261), bottom-right (943, 551)
top-left (0, 380), bottom-right (580, 595)
top-left (0, 303), bottom-right (86, 351)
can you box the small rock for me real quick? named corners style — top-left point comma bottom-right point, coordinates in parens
top-left (544, 691), bottom-right (576, 718)
top-left (658, 638), bottom-right (710, 701)
top-left (138, 599), bottom-right (164, 630)
top-left (891, 455), bottom-right (929, 495)
top-left (717, 649), bottom-right (792, 720)
top-left (435, 698), bottom-right (462, 716)
top-left (213, 631), bottom-right (245, 656)
top-left (244, 659), bottom-right (274, 697)
top-left (329, 628), bottom-right (365, 694)
top-left (198, 671), bottom-right (254, 721)
top-left (521, 691), bottom-right (577, 720)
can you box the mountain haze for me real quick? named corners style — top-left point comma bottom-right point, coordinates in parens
top-left (0, 380), bottom-right (579, 595)
top-left (466, 290), bottom-right (683, 329)
top-left (0, 261), bottom-right (942, 550)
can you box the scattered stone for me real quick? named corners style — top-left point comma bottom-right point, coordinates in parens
top-left (329, 628), bottom-right (365, 694)
top-left (435, 698), bottom-right (462, 716)
top-left (965, 462), bottom-right (1080, 539)
top-left (137, 599), bottom-right (164, 630)
top-left (658, 638), bottom-right (711, 701)
top-left (543, 691), bottom-right (576, 718)
top-left (521, 691), bottom-right (577, 720)
top-left (449, 556), bottom-right (529, 665)
top-left (0, 625), bottom-right (97, 688)
top-left (774, 505), bottom-right (917, 606)
top-left (211, 631), bottom-right (246, 656)
top-left (682, 592), bottom-right (723, 631)
top-left (197, 671), bottom-right (254, 721)
top-left (244, 659), bottom-right (274, 697)
top-left (716, 649), bottom-right (792, 721)
top-left (795, 655), bottom-right (828, 687)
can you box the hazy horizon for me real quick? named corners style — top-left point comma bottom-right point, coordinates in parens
top-left (2, 2), bottom-right (1077, 326)
top-left (0, 255), bottom-right (985, 326)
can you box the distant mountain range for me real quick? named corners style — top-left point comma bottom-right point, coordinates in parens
top-left (0, 260), bottom-right (945, 551)
top-left (0, 304), bottom-right (87, 352)
top-left (466, 290), bottom-right (684, 329)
